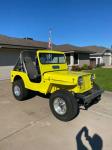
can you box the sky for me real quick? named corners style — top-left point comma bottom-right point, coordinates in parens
top-left (0, 0), bottom-right (112, 47)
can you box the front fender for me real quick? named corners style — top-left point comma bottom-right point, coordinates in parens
top-left (46, 79), bottom-right (77, 94)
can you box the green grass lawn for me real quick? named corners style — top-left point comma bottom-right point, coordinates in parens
top-left (90, 68), bottom-right (112, 91)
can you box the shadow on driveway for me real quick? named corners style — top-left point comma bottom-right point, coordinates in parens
top-left (76, 126), bottom-right (103, 150)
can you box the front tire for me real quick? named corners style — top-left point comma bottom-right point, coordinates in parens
top-left (93, 83), bottom-right (101, 101)
top-left (49, 90), bottom-right (78, 121)
top-left (12, 79), bottom-right (29, 101)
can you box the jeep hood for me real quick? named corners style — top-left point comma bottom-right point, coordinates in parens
top-left (43, 70), bottom-right (91, 85)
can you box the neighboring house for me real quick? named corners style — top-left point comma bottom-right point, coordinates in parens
top-left (103, 50), bottom-right (112, 66)
top-left (54, 44), bottom-right (91, 70)
top-left (56, 45), bottom-right (112, 68)
top-left (83, 46), bottom-right (112, 67)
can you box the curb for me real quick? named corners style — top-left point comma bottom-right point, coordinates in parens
top-left (104, 91), bottom-right (112, 94)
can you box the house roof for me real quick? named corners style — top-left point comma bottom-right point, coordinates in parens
top-left (0, 34), bottom-right (110, 54)
top-left (0, 34), bottom-right (49, 49)
top-left (54, 44), bottom-right (78, 52)
top-left (0, 35), bottom-right (92, 53)
top-left (54, 44), bottom-right (92, 53)
top-left (79, 46), bottom-right (107, 53)
top-left (85, 46), bottom-right (112, 56)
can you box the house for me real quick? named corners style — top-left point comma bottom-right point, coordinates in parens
top-left (82, 46), bottom-right (112, 67)
top-left (0, 35), bottom-right (92, 69)
top-left (55, 45), bottom-right (112, 69)
top-left (54, 44), bottom-right (91, 70)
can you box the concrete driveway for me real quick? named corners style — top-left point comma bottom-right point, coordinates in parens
top-left (0, 66), bottom-right (13, 80)
top-left (0, 80), bottom-right (112, 150)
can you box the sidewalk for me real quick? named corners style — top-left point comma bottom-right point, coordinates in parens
top-left (102, 65), bottom-right (112, 68)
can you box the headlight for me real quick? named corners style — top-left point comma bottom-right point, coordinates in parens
top-left (78, 76), bottom-right (83, 86)
top-left (91, 74), bottom-right (95, 82)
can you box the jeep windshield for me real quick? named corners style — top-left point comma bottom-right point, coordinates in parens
top-left (39, 53), bottom-right (66, 64)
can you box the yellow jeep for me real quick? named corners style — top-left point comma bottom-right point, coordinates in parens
top-left (11, 50), bottom-right (103, 121)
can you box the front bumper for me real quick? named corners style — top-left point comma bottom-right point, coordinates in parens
top-left (76, 87), bottom-right (104, 108)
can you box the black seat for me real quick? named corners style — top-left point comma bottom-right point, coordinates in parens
top-left (24, 56), bottom-right (39, 81)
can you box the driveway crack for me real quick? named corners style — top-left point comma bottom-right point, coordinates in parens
top-left (0, 115), bottom-right (50, 143)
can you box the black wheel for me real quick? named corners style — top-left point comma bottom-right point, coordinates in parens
top-left (93, 83), bottom-right (101, 90)
top-left (49, 90), bottom-right (79, 121)
top-left (12, 79), bottom-right (29, 101)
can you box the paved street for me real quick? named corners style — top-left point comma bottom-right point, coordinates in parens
top-left (0, 80), bottom-right (112, 150)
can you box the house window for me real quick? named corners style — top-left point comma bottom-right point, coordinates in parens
top-left (74, 53), bottom-right (78, 64)
top-left (66, 53), bottom-right (70, 65)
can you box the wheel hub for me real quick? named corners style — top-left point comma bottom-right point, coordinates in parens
top-left (14, 85), bottom-right (21, 97)
top-left (53, 97), bottom-right (67, 115)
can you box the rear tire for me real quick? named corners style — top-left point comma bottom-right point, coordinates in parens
top-left (49, 90), bottom-right (79, 121)
top-left (12, 79), bottom-right (29, 101)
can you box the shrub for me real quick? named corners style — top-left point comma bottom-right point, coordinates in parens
top-left (72, 65), bottom-right (81, 71)
top-left (96, 63), bottom-right (105, 68)
top-left (88, 65), bottom-right (93, 70)
top-left (81, 64), bottom-right (88, 70)
top-left (71, 64), bottom-right (94, 71)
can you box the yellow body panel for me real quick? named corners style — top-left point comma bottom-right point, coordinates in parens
top-left (11, 50), bottom-right (93, 94)
top-left (11, 71), bottom-right (51, 94)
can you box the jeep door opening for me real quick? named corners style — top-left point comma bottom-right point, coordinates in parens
top-left (11, 50), bottom-right (103, 121)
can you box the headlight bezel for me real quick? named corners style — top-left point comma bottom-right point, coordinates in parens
top-left (91, 74), bottom-right (95, 82)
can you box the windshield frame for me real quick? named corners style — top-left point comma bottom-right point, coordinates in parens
top-left (39, 53), bottom-right (66, 64)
